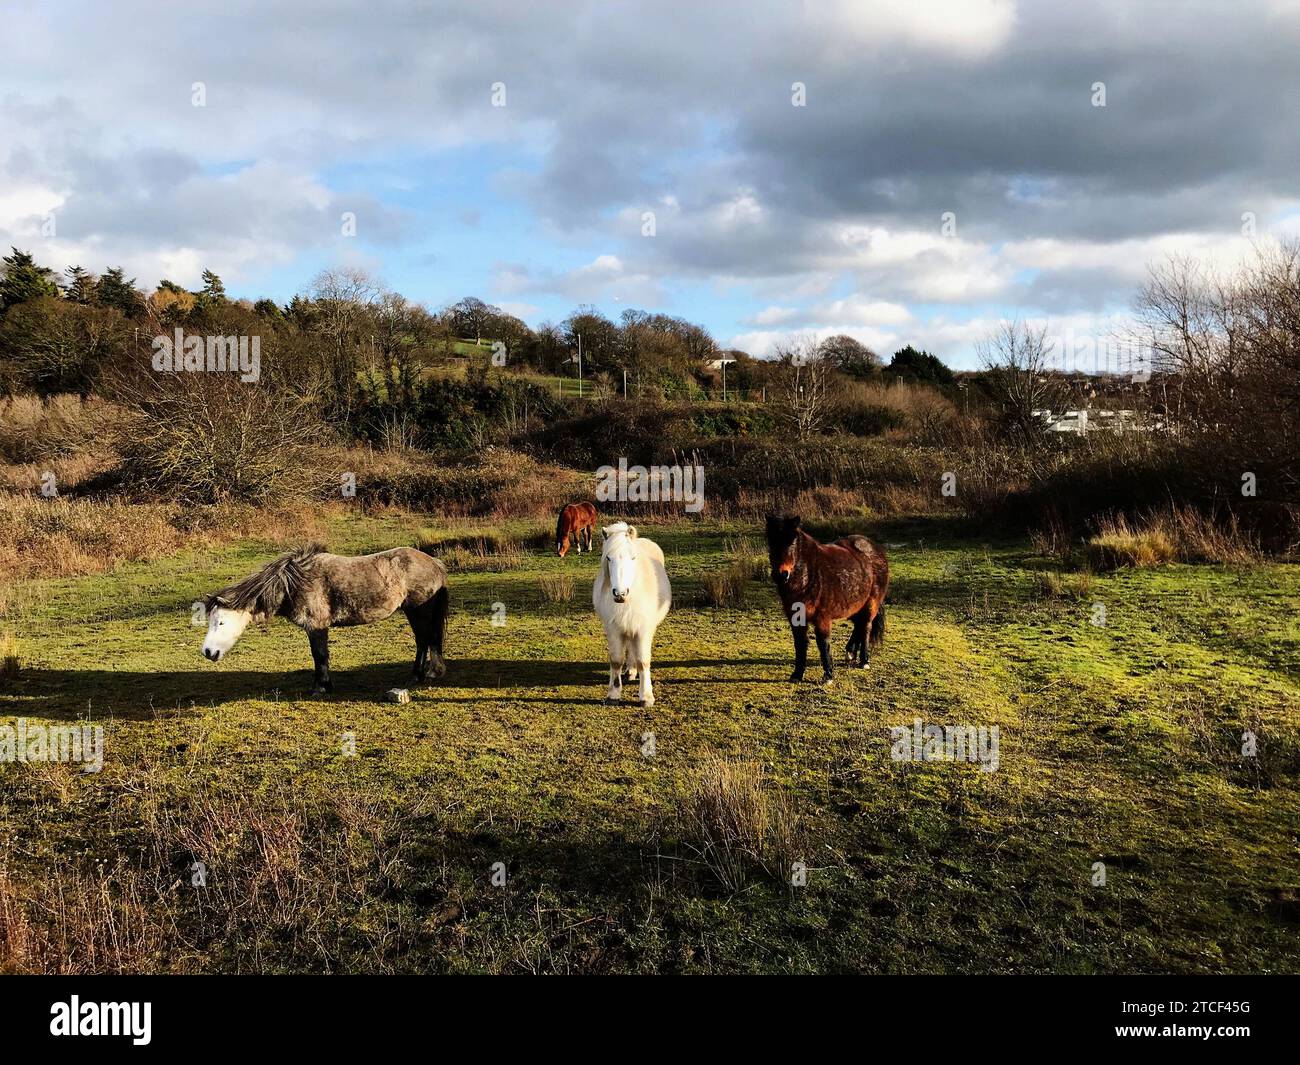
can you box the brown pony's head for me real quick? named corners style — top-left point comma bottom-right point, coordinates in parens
top-left (765, 514), bottom-right (801, 585)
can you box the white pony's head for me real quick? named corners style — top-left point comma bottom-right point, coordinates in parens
top-left (602, 522), bottom-right (639, 603)
top-left (201, 599), bottom-right (254, 662)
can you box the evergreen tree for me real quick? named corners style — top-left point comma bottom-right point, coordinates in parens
top-left (196, 269), bottom-right (227, 311)
top-left (0, 248), bottom-right (59, 313)
top-left (64, 265), bottom-right (97, 304)
top-left (95, 267), bottom-right (145, 318)
top-left (885, 345), bottom-right (955, 386)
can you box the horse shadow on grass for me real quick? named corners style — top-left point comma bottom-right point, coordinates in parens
top-left (0, 656), bottom-right (791, 716)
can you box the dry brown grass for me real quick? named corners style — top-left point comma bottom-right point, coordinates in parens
top-left (1162, 505), bottom-right (1262, 564)
top-left (0, 394), bottom-right (125, 464)
top-left (676, 756), bottom-right (803, 893)
top-left (0, 494), bottom-right (326, 582)
top-left (1086, 516), bottom-right (1176, 570)
top-left (699, 536), bottom-right (766, 608)
top-left (343, 445), bottom-right (584, 519)
top-left (0, 767), bottom-right (431, 974)
top-left (418, 527), bottom-right (529, 572)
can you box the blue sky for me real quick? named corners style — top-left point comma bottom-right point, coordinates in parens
top-left (3, 0), bottom-right (1298, 368)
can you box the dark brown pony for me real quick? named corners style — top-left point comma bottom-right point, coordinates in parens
top-left (765, 514), bottom-right (889, 684)
top-left (556, 501), bottom-right (598, 557)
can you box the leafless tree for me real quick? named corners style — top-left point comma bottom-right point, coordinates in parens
top-left (310, 267), bottom-right (379, 419)
top-left (977, 319), bottom-right (1058, 444)
top-left (773, 336), bottom-right (837, 440)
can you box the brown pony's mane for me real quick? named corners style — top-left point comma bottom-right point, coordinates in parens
top-left (211, 543), bottom-right (324, 616)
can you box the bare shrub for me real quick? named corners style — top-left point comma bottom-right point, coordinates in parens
top-left (109, 367), bottom-right (325, 503)
top-left (977, 320), bottom-right (1061, 444)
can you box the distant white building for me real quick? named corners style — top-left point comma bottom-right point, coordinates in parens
top-left (1035, 408), bottom-right (1151, 434)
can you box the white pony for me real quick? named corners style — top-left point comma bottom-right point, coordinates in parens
top-left (593, 521), bottom-right (671, 706)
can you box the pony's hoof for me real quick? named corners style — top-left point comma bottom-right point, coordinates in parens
top-left (641, 695), bottom-right (655, 707)
top-left (789, 671), bottom-right (805, 683)
top-left (605, 692), bottom-right (622, 704)
top-left (820, 675), bottom-right (834, 687)
top-left (312, 685), bottom-right (332, 696)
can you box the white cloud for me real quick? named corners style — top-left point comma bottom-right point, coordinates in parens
top-left (811, 0), bottom-right (1018, 58)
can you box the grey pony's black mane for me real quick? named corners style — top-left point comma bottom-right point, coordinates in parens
top-left (212, 543), bottom-right (324, 616)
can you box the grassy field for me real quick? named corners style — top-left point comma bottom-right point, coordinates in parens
top-left (1, 512), bottom-right (1298, 973)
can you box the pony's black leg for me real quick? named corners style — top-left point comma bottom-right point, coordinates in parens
top-left (308, 629), bottom-right (332, 694)
top-left (427, 586), bottom-right (449, 678)
top-left (403, 606), bottom-right (429, 681)
top-left (790, 622), bottom-right (808, 682)
top-left (848, 611), bottom-right (868, 666)
top-left (815, 627), bottom-right (834, 683)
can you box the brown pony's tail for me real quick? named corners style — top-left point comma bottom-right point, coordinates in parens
top-left (869, 602), bottom-right (886, 646)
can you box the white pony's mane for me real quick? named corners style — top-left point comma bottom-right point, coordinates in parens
top-left (601, 522), bottom-right (635, 554)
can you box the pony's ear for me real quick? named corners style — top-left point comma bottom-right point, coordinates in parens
top-left (627, 525), bottom-right (638, 538)
top-left (789, 515), bottom-right (802, 530)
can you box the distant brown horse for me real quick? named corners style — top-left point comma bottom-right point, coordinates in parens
top-left (556, 501), bottom-right (598, 557)
top-left (765, 514), bottom-right (889, 684)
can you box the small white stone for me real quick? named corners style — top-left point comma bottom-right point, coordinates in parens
top-left (386, 688), bottom-right (411, 704)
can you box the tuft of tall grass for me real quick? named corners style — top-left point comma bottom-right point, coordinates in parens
top-left (539, 573), bottom-right (574, 603)
top-left (700, 561), bottom-right (753, 608)
top-left (419, 527), bottom-right (528, 572)
top-left (1086, 516), bottom-right (1175, 570)
top-left (1086, 507), bottom-right (1261, 571)
top-left (676, 756), bottom-right (803, 893)
top-left (0, 630), bottom-right (19, 678)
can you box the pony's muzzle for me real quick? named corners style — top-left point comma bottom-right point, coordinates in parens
top-left (203, 647), bottom-right (222, 662)
top-left (612, 592), bottom-right (627, 603)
